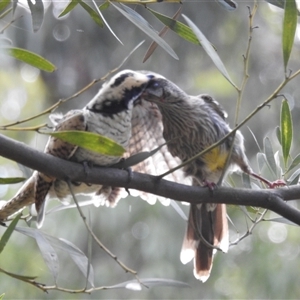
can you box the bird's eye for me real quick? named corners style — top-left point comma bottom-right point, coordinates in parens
top-left (147, 74), bottom-right (155, 79)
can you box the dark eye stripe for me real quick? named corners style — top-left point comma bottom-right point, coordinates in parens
top-left (110, 73), bottom-right (134, 88)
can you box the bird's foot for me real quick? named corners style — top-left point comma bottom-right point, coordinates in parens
top-left (203, 180), bottom-right (217, 191)
top-left (250, 172), bottom-right (286, 189)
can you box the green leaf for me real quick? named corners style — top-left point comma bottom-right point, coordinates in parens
top-left (79, 1), bottom-right (104, 28)
top-left (27, 0), bottom-right (44, 32)
top-left (48, 131), bottom-right (125, 156)
top-left (0, 293), bottom-right (4, 300)
top-left (147, 8), bottom-right (200, 45)
top-left (182, 15), bottom-right (236, 88)
top-left (0, 7), bottom-right (12, 18)
top-left (0, 0), bottom-right (10, 12)
top-left (111, 3), bottom-right (178, 60)
top-left (58, 0), bottom-right (80, 17)
top-left (0, 177), bottom-right (26, 184)
top-left (280, 99), bottom-right (293, 167)
top-left (0, 267), bottom-right (37, 281)
top-left (4, 47), bottom-right (56, 72)
top-left (287, 153), bottom-right (300, 173)
top-left (282, 0), bottom-right (298, 71)
top-left (0, 214), bottom-right (22, 254)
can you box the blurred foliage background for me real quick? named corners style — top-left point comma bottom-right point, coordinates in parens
top-left (1, 0), bottom-right (300, 298)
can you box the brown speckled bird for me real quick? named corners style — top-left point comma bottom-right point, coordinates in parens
top-left (0, 70), bottom-right (187, 227)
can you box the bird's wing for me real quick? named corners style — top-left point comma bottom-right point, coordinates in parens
top-left (126, 99), bottom-right (190, 205)
top-left (198, 94), bottom-right (228, 120)
top-left (35, 110), bottom-right (87, 223)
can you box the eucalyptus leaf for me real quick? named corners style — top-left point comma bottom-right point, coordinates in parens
top-left (257, 152), bottom-right (266, 174)
top-left (275, 126), bottom-right (281, 145)
top-left (287, 168), bottom-right (300, 185)
top-left (0, 177), bottom-right (26, 184)
top-left (0, 0), bottom-right (10, 12)
top-left (280, 99), bottom-right (293, 167)
top-left (263, 137), bottom-right (277, 178)
top-left (34, 231), bottom-right (59, 283)
top-left (0, 7), bottom-right (12, 19)
top-left (0, 214), bottom-right (21, 254)
top-left (282, 0), bottom-right (298, 71)
top-left (59, 0), bottom-right (79, 17)
top-left (215, 0), bottom-right (237, 10)
top-left (287, 153), bottom-right (300, 173)
top-left (147, 8), bottom-right (200, 45)
top-left (0, 267), bottom-right (37, 281)
top-left (60, 238), bottom-right (95, 287)
top-left (27, 0), bottom-right (44, 32)
top-left (182, 15), bottom-right (236, 88)
top-left (111, 3), bottom-right (178, 60)
top-left (48, 130), bottom-right (125, 156)
top-left (15, 226), bottom-right (94, 286)
top-left (5, 47), bottom-right (56, 72)
top-left (79, 1), bottom-right (104, 28)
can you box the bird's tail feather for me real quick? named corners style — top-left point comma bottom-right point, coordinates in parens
top-left (180, 203), bottom-right (228, 282)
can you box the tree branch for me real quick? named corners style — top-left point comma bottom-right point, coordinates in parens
top-left (1, 133), bottom-right (300, 225)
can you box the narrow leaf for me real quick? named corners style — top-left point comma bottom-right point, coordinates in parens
top-left (276, 126), bottom-right (281, 145)
top-left (0, 0), bottom-right (10, 12)
top-left (58, 0), bottom-right (80, 17)
top-left (0, 177), bottom-right (26, 184)
top-left (143, 7), bottom-right (182, 63)
top-left (263, 137), bottom-right (277, 178)
top-left (15, 226), bottom-right (94, 286)
top-left (147, 8), bottom-right (200, 45)
top-left (79, 1), bottom-right (103, 28)
top-left (0, 267), bottom-right (37, 281)
top-left (59, 238), bottom-right (94, 287)
top-left (287, 153), bottom-right (300, 173)
top-left (48, 130), bottom-right (125, 156)
top-left (34, 231), bottom-right (59, 283)
top-left (257, 152), bottom-right (266, 174)
top-left (27, 0), bottom-right (44, 32)
top-left (0, 293), bottom-right (4, 300)
top-left (280, 99), bottom-right (293, 167)
top-left (12, 0), bottom-right (17, 14)
top-left (282, 0), bottom-right (298, 71)
top-left (182, 14), bottom-right (236, 88)
top-left (0, 214), bottom-right (21, 254)
top-left (215, 0), bottom-right (237, 10)
top-left (170, 200), bottom-right (188, 221)
top-left (287, 168), bottom-right (300, 185)
top-left (5, 47), bottom-right (56, 72)
top-left (112, 3), bottom-right (178, 60)
top-left (0, 7), bottom-right (12, 19)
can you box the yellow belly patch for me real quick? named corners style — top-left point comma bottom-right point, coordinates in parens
top-left (203, 147), bottom-right (228, 172)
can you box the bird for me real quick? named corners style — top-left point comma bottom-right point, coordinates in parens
top-left (0, 70), bottom-right (188, 227)
top-left (140, 72), bottom-right (263, 282)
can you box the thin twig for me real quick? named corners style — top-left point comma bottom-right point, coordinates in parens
top-left (66, 181), bottom-right (140, 280)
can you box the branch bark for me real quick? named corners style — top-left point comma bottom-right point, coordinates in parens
top-left (1, 133), bottom-right (300, 225)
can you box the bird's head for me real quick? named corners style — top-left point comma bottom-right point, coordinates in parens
top-left (85, 70), bottom-right (152, 115)
top-left (139, 71), bottom-right (186, 106)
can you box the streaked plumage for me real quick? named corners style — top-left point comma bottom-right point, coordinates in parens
top-left (0, 70), bottom-right (188, 226)
top-left (141, 73), bottom-right (252, 282)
